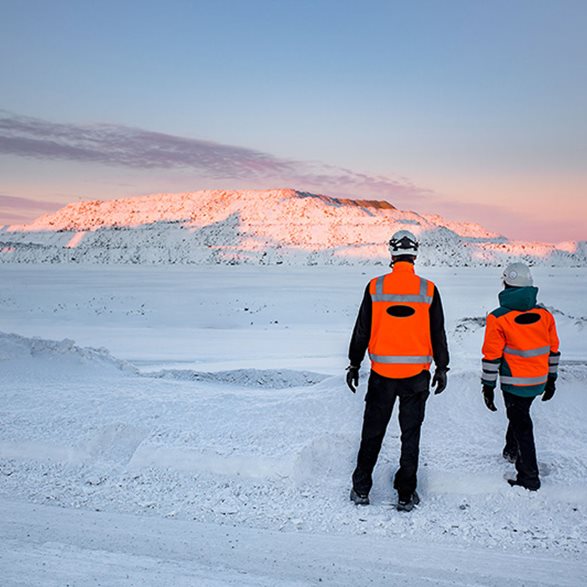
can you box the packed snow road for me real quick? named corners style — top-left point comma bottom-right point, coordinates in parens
top-left (1, 264), bottom-right (586, 585)
top-left (3, 498), bottom-right (585, 587)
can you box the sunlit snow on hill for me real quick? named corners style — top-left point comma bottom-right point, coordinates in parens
top-left (1, 189), bottom-right (585, 265)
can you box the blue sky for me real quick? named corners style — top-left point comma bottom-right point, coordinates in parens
top-left (1, 0), bottom-right (586, 241)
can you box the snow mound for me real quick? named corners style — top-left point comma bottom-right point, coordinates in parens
top-left (549, 307), bottom-right (587, 330)
top-left (0, 331), bottom-right (136, 374)
top-left (454, 316), bottom-right (486, 335)
top-left (149, 368), bottom-right (328, 389)
top-left (292, 434), bottom-right (355, 485)
top-left (84, 423), bottom-right (149, 464)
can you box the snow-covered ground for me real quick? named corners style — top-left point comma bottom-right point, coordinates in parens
top-left (1, 264), bottom-right (586, 585)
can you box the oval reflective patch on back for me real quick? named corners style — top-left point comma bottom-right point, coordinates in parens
top-left (514, 312), bottom-right (541, 325)
top-left (386, 305), bottom-right (416, 318)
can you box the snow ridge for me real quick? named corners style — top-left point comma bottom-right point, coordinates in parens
top-left (1, 188), bottom-right (584, 266)
top-left (150, 368), bottom-right (328, 389)
top-left (0, 331), bottom-right (137, 374)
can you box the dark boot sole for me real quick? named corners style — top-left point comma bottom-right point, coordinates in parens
top-left (350, 488), bottom-right (370, 505)
top-left (507, 479), bottom-right (540, 491)
top-left (397, 491), bottom-right (420, 512)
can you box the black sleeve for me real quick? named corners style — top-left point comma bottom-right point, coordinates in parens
top-left (429, 286), bottom-right (449, 370)
top-left (348, 284), bottom-right (372, 367)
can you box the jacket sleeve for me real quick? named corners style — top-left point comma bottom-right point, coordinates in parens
top-left (348, 284), bottom-right (372, 368)
top-left (548, 312), bottom-right (561, 380)
top-left (481, 313), bottom-right (505, 388)
top-left (429, 286), bottom-right (449, 371)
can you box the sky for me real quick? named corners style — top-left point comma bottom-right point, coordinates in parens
top-left (0, 0), bottom-right (586, 242)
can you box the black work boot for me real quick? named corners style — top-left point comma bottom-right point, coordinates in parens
top-left (397, 491), bottom-right (420, 512)
top-left (350, 488), bottom-right (370, 505)
top-left (507, 478), bottom-right (540, 491)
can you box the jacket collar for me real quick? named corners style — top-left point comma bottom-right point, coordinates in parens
top-left (391, 261), bottom-right (415, 274)
top-left (498, 286), bottom-right (539, 311)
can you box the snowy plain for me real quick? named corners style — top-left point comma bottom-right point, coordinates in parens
top-left (0, 263), bottom-right (586, 586)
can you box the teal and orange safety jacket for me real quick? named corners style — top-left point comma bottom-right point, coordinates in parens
top-left (481, 286), bottom-right (560, 397)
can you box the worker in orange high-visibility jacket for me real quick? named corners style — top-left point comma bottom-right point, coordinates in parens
top-left (481, 262), bottom-right (560, 491)
top-left (347, 230), bottom-right (449, 512)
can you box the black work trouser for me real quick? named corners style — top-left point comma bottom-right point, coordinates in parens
top-left (352, 369), bottom-right (430, 499)
top-left (503, 391), bottom-right (540, 489)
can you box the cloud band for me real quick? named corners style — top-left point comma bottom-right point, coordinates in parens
top-left (0, 111), bottom-right (429, 200)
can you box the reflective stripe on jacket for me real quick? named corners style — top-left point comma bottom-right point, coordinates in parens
top-left (481, 292), bottom-right (560, 397)
top-left (368, 262), bottom-right (435, 378)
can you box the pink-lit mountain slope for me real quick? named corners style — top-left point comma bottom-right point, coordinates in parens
top-left (0, 189), bottom-right (585, 266)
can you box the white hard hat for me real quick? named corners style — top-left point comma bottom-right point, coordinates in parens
top-left (502, 262), bottom-right (533, 287)
top-left (388, 230), bottom-right (419, 257)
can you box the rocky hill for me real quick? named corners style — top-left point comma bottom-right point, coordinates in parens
top-left (1, 189), bottom-right (585, 266)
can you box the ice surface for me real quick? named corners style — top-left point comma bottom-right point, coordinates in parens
top-left (1, 264), bottom-right (586, 585)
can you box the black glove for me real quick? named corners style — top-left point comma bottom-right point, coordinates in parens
top-left (346, 365), bottom-right (359, 393)
top-left (482, 385), bottom-right (497, 412)
top-left (542, 376), bottom-right (556, 401)
top-left (432, 369), bottom-right (448, 395)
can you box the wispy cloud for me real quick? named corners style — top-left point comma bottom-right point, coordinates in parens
top-left (0, 194), bottom-right (65, 211)
top-left (0, 111), bottom-right (430, 201)
top-left (0, 194), bottom-right (64, 226)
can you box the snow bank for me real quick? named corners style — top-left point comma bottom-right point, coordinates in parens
top-left (150, 368), bottom-right (328, 388)
top-left (0, 331), bottom-right (137, 375)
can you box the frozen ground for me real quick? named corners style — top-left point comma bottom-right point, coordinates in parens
top-left (0, 264), bottom-right (586, 585)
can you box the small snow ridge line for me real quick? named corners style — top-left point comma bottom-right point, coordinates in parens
top-left (0, 441), bottom-right (88, 464)
top-left (128, 446), bottom-right (291, 478)
top-left (0, 330), bottom-right (137, 373)
top-left (145, 368), bottom-right (328, 389)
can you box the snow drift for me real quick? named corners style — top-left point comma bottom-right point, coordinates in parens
top-left (0, 331), bottom-right (137, 375)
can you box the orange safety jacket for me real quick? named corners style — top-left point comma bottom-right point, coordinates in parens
top-left (481, 286), bottom-right (560, 397)
top-left (368, 262), bottom-right (435, 378)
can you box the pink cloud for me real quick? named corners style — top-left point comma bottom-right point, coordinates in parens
top-left (0, 111), bottom-right (429, 202)
top-left (0, 194), bottom-right (64, 225)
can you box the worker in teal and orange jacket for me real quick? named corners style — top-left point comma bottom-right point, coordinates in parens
top-left (481, 262), bottom-right (560, 491)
